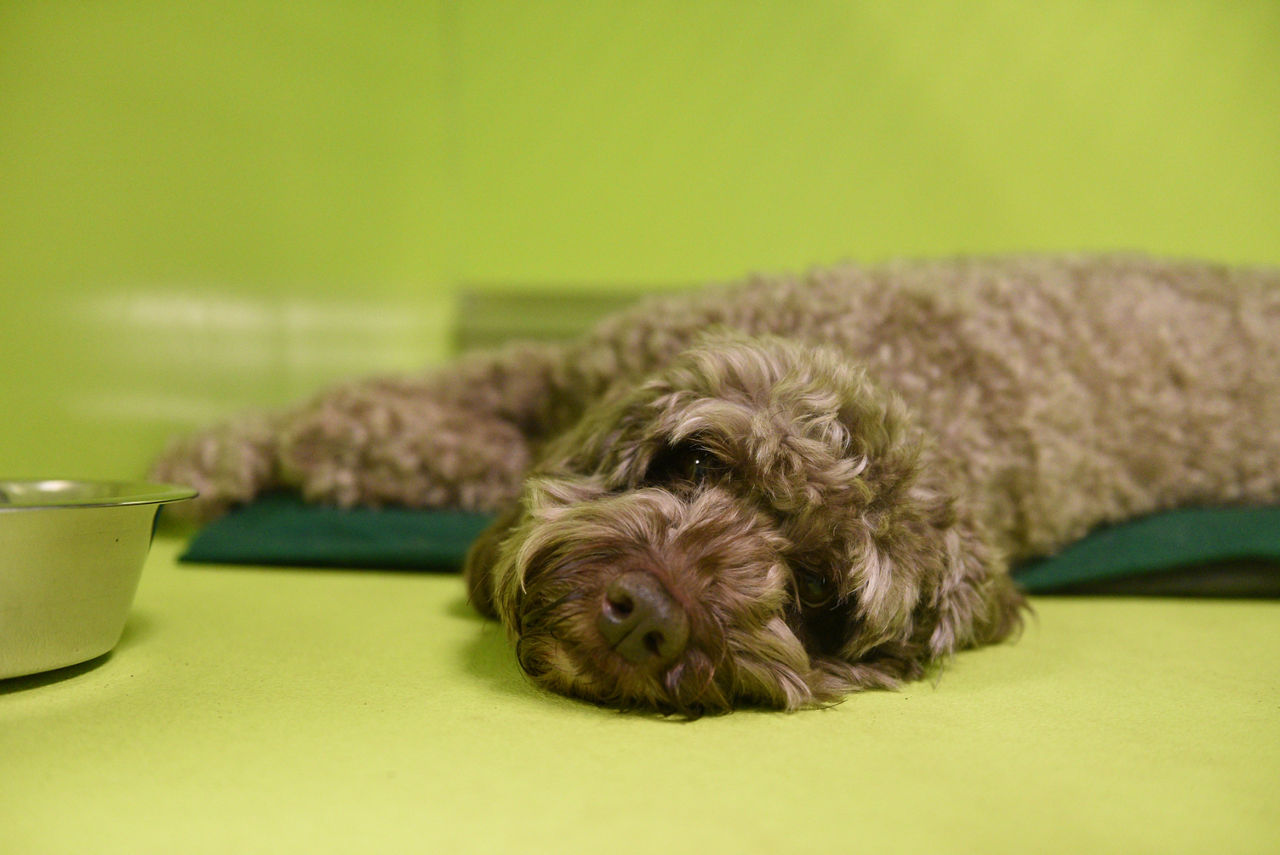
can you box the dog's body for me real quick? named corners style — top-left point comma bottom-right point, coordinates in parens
top-left (154, 255), bottom-right (1280, 713)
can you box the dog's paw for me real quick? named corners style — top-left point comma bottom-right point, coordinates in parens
top-left (148, 415), bottom-right (279, 522)
top-left (277, 381), bottom-right (531, 512)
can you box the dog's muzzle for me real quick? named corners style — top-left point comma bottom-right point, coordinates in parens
top-left (596, 570), bottom-right (690, 670)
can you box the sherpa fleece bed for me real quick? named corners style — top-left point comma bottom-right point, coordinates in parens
top-left (177, 494), bottom-right (1280, 596)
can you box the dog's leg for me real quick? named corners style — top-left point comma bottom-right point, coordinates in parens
top-left (149, 412), bottom-right (281, 522)
top-left (151, 341), bottom-right (580, 520)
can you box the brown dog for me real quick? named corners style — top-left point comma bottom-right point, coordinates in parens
top-left (153, 256), bottom-right (1280, 713)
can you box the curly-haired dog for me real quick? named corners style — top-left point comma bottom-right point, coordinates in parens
top-left (153, 255), bottom-right (1280, 713)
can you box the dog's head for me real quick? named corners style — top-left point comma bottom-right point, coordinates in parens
top-left (466, 335), bottom-right (1025, 714)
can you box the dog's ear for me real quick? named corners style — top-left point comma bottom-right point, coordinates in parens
top-left (828, 412), bottom-right (1025, 679)
top-left (464, 474), bottom-right (613, 621)
top-left (912, 487), bottom-right (1026, 661)
top-left (835, 471), bottom-right (1025, 688)
top-left (864, 464), bottom-right (1025, 663)
top-left (464, 499), bottom-right (526, 618)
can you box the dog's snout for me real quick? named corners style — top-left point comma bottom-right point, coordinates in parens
top-left (597, 571), bottom-right (690, 669)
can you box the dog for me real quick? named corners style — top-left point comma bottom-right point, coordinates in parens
top-left (153, 255), bottom-right (1280, 714)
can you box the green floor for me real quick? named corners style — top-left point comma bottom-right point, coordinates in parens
top-left (3, 537), bottom-right (1277, 854)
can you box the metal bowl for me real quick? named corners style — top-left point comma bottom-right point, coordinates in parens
top-left (0, 479), bottom-right (196, 679)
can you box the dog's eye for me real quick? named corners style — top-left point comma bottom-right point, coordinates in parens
top-left (644, 440), bottom-right (724, 485)
top-left (794, 568), bottom-right (836, 608)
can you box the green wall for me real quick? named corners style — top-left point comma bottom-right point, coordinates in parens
top-left (447, 2), bottom-right (1280, 280)
top-left (2, 1), bottom-right (1278, 478)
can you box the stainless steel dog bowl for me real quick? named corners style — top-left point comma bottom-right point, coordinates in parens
top-left (0, 480), bottom-right (196, 679)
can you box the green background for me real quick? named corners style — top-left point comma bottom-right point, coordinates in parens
top-left (2, 4), bottom-right (1279, 853)
top-left (2, 0), bottom-right (1278, 479)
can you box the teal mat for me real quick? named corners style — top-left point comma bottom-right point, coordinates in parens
top-left (1015, 507), bottom-right (1280, 590)
top-left (179, 494), bottom-right (1280, 595)
top-left (180, 493), bottom-right (495, 570)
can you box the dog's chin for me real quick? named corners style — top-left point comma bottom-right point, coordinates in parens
top-left (513, 620), bottom-right (733, 717)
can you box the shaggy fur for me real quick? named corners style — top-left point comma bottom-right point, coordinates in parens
top-left (152, 255), bottom-right (1280, 714)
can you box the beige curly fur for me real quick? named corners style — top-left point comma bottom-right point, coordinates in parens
top-left (152, 255), bottom-right (1280, 713)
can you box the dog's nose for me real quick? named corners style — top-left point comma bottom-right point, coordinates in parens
top-left (597, 571), bottom-right (690, 669)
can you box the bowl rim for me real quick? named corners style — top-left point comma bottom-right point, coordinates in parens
top-left (0, 479), bottom-right (197, 511)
